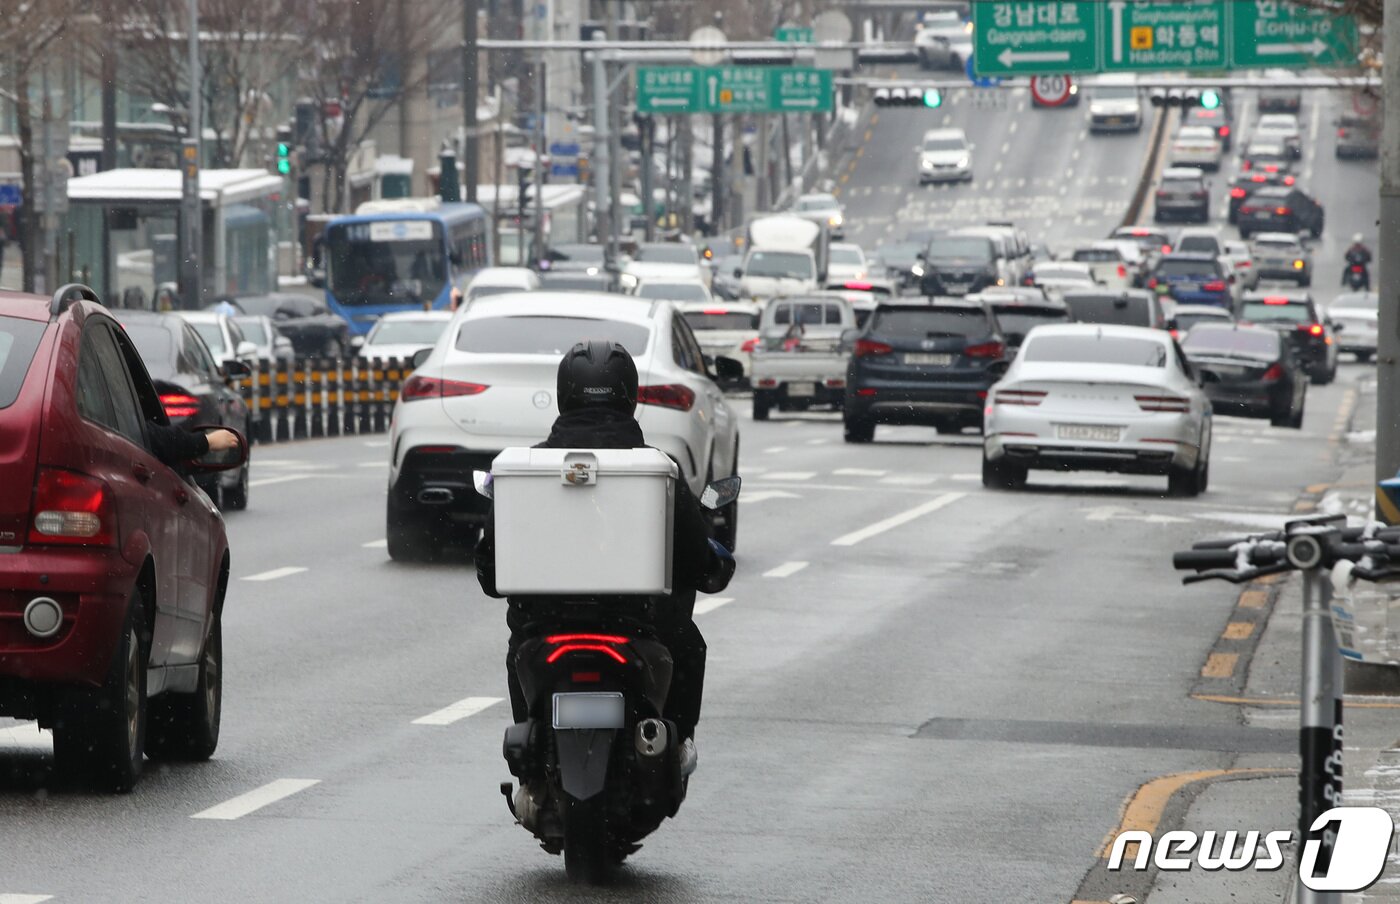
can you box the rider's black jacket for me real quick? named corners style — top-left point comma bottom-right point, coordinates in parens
top-left (475, 407), bottom-right (716, 598)
top-left (1346, 245), bottom-right (1373, 266)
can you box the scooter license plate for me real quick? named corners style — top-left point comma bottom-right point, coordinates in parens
top-left (552, 692), bottom-right (625, 730)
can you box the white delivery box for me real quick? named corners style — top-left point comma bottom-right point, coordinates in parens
top-left (491, 447), bottom-right (676, 595)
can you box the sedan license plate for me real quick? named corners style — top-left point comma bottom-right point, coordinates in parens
top-left (904, 353), bottom-right (953, 366)
top-left (787, 382), bottom-right (816, 398)
top-left (1176, 282), bottom-right (1200, 292)
top-left (1056, 424), bottom-right (1122, 442)
top-left (553, 692), bottom-right (625, 730)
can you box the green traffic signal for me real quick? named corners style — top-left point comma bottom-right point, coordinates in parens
top-left (922, 88), bottom-right (943, 109)
top-left (1200, 89), bottom-right (1221, 110)
top-left (276, 141), bottom-right (291, 175)
top-left (277, 159), bottom-right (291, 175)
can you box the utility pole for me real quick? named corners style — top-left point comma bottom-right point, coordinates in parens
top-left (590, 39), bottom-right (614, 264)
top-left (605, 1), bottom-right (623, 245)
top-left (1378, 5), bottom-right (1400, 500)
top-left (534, 58), bottom-right (546, 267)
top-left (178, 0), bottom-right (203, 309)
top-left (711, 113), bottom-right (724, 235)
top-left (99, 0), bottom-right (117, 171)
top-left (39, 59), bottom-right (52, 296)
top-left (462, 0), bottom-right (480, 202)
top-left (640, 114), bottom-right (654, 241)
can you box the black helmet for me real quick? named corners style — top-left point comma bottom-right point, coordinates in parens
top-left (557, 340), bottom-right (638, 415)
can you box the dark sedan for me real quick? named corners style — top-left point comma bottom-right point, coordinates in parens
top-left (1227, 171), bottom-right (1294, 224)
top-left (1236, 185), bottom-right (1325, 239)
top-left (114, 311), bottom-right (253, 508)
top-left (230, 293), bottom-right (353, 359)
top-left (1146, 254), bottom-right (1233, 309)
top-left (844, 301), bottom-right (1007, 442)
top-left (1182, 323), bottom-right (1305, 428)
top-left (1237, 290), bottom-right (1338, 385)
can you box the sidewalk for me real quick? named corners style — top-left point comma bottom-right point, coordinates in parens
top-left (1142, 377), bottom-right (1400, 903)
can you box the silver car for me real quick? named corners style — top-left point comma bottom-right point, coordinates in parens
top-left (1329, 291), bottom-right (1378, 362)
top-left (983, 324), bottom-right (1212, 496)
top-left (917, 128), bottom-right (974, 184)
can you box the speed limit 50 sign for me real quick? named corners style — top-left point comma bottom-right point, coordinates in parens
top-left (1030, 74), bottom-right (1075, 108)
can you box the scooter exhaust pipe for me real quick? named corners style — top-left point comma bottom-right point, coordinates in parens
top-left (636, 718), bottom-right (669, 757)
top-left (417, 487), bottom-right (453, 505)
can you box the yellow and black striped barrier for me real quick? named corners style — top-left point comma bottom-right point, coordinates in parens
top-left (234, 357), bottom-right (410, 444)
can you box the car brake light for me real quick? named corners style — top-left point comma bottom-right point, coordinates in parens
top-left (1242, 160), bottom-right (1253, 170)
top-left (1146, 277), bottom-right (1158, 289)
top-left (844, 281), bottom-right (873, 290)
top-left (1338, 128), bottom-right (1347, 138)
top-left (400, 375), bottom-right (489, 401)
top-left (854, 339), bottom-right (893, 357)
top-left (160, 392), bottom-right (200, 419)
top-left (1202, 280), bottom-right (1227, 292)
top-left (637, 384), bottom-right (696, 411)
top-left (1263, 296), bottom-right (1290, 305)
top-left (1250, 174), bottom-right (1267, 183)
top-left (702, 308), bottom-right (729, 315)
top-left (1274, 206), bottom-right (1291, 216)
top-left (29, 468), bottom-right (115, 546)
top-left (994, 389), bottom-right (1046, 406)
top-left (1135, 394), bottom-right (1190, 413)
top-left (1239, 206), bottom-right (1256, 215)
top-left (1117, 264), bottom-right (1127, 278)
top-left (1264, 165), bottom-right (1279, 173)
top-left (1155, 190), bottom-right (1167, 198)
top-left (1161, 244), bottom-right (1172, 254)
top-left (1283, 175), bottom-right (1295, 186)
top-left (1219, 125), bottom-right (1230, 137)
top-left (963, 341), bottom-right (1004, 359)
top-left (1022, 276), bottom-right (1036, 286)
top-left (1303, 323), bottom-right (1325, 337)
top-left (545, 633), bottom-right (630, 664)
top-left (1262, 363), bottom-right (1284, 381)
top-left (740, 336), bottom-right (759, 353)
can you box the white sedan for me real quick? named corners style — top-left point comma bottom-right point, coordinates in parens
top-left (386, 293), bottom-right (742, 560)
top-left (355, 311), bottom-right (453, 362)
top-left (1168, 125), bottom-right (1223, 171)
top-left (1329, 291), bottom-right (1378, 363)
top-left (982, 323), bottom-right (1212, 496)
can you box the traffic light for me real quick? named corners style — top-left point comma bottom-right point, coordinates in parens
top-left (1149, 88), bottom-right (1223, 109)
top-left (276, 142), bottom-right (291, 175)
top-left (874, 87), bottom-right (942, 108)
top-left (1200, 89), bottom-right (1221, 110)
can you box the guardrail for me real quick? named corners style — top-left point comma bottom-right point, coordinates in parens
top-left (233, 357), bottom-right (412, 444)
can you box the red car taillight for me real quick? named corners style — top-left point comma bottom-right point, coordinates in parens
top-left (1202, 280), bottom-right (1227, 292)
top-left (1146, 277), bottom-right (1158, 289)
top-left (1262, 363), bottom-right (1285, 382)
top-left (1117, 264), bottom-right (1127, 278)
top-left (1283, 175), bottom-right (1296, 186)
top-left (160, 393), bottom-right (200, 419)
top-left (1229, 187), bottom-right (1247, 199)
top-left (1239, 205), bottom-right (1256, 215)
top-left (994, 389), bottom-right (1046, 406)
top-left (964, 341), bottom-right (1005, 359)
top-left (1300, 323), bottom-right (1325, 337)
top-left (1136, 394), bottom-right (1190, 413)
top-left (854, 339), bottom-right (893, 358)
top-left (1275, 206), bottom-right (1292, 216)
top-left (400, 375), bottom-right (489, 401)
top-left (29, 468), bottom-right (115, 546)
top-left (1242, 160), bottom-right (1253, 171)
top-left (739, 336), bottom-right (759, 353)
top-left (637, 384), bottom-right (696, 411)
top-left (1219, 125), bottom-right (1230, 137)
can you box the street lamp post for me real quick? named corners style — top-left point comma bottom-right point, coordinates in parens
top-left (178, 0), bottom-right (203, 309)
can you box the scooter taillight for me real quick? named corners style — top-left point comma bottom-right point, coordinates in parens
top-left (545, 633), bottom-right (631, 664)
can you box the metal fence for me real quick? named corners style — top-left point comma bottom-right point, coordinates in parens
top-left (234, 357), bottom-right (412, 444)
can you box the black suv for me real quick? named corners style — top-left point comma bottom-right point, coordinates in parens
top-left (1227, 171), bottom-right (1293, 224)
top-left (1236, 185), bottom-right (1325, 239)
top-left (1237, 290), bottom-right (1338, 384)
top-left (916, 235), bottom-right (1000, 297)
top-left (844, 302), bottom-right (1007, 442)
top-left (1153, 168), bottom-right (1210, 223)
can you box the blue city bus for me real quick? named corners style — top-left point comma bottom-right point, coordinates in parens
top-left (321, 200), bottom-right (491, 334)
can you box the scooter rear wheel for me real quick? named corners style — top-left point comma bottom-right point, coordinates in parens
top-left (562, 797), bottom-right (611, 884)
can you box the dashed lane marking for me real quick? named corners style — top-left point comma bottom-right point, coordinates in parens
top-left (412, 696), bottom-right (502, 726)
top-left (0, 896), bottom-right (54, 903)
top-left (248, 475), bottom-right (311, 488)
top-left (741, 490), bottom-right (801, 505)
top-left (762, 472), bottom-right (816, 481)
top-left (693, 597), bottom-right (734, 616)
top-left (241, 566), bottom-right (308, 583)
top-left (363, 440), bottom-right (389, 447)
top-left (831, 493), bottom-right (965, 547)
top-left (1201, 652), bottom-right (1238, 678)
top-left (362, 538), bottom-right (388, 549)
top-left (763, 561), bottom-right (809, 578)
top-left (762, 446), bottom-right (788, 454)
top-left (191, 778), bottom-right (321, 820)
top-left (879, 475), bottom-right (938, 486)
top-left (833, 468), bottom-right (887, 477)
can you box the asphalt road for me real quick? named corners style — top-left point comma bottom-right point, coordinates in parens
top-left (0, 89), bottom-right (1380, 903)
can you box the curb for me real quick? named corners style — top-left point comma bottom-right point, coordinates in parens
top-left (1190, 572), bottom-right (1287, 700)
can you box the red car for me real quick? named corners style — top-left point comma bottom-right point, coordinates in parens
top-left (0, 285), bottom-right (246, 792)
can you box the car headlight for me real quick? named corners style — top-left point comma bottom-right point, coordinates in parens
top-left (828, 214), bottom-right (843, 227)
top-left (1293, 259), bottom-right (1305, 269)
top-left (957, 157), bottom-right (970, 169)
top-left (921, 158), bottom-right (934, 169)
top-left (911, 264), bottom-right (925, 277)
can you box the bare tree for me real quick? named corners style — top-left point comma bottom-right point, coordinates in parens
top-left (112, 0), bottom-right (300, 168)
top-left (293, 0), bottom-right (454, 212)
top-left (0, 0), bottom-right (74, 291)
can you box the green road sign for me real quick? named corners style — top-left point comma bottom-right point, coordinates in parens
top-left (975, 0), bottom-right (1359, 76)
top-left (972, 1), bottom-right (1101, 76)
top-left (638, 66), bottom-right (832, 114)
top-left (637, 67), bottom-right (702, 114)
top-left (1231, 0), bottom-right (1359, 69)
top-left (775, 26), bottom-right (814, 43)
top-left (1102, 0), bottom-right (1228, 72)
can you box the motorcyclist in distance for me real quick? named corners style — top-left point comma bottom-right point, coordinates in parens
top-left (1344, 233), bottom-right (1373, 290)
top-left (476, 340), bottom-right (731, 770)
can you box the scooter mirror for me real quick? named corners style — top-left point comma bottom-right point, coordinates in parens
top-left (700, 475), bottom-right (742, 511)
top-left (472, 470), bottom-right (494, 500)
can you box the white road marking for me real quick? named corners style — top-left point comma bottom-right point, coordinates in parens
top-left (834, 468), bottom-right (888, 477)
top-left (1000, 141), bottom-right (1011, 154)
top-left (363, 440), bottom-right (389, 447)
top-left (693, 597), bottom-right (734, 616)
top-left (743, 490), bottom-right (802, 505)
top-left (241, 566), bottom-right (308, 583)
top-left (412, 696), bottom-right (503, 726)
top-left (763, 446), bottom-right (788, 454)
top-left (806, 438), bottom-right (829, 446)
top-left (0, 723), bottom-right (49, 750)
top-left (0, 895), bottom-right (54, 904)
top-left (879, 475), bottom-right (938, 486)
top-left (191, 778), bottom-right (320, 820)
top-left (763, 472), bottom-right (817, 481)
top-left (764, 561), bottom-right (809, 578)
top-left (248, 475), bottom-right (311, 488)
top-left (831, 493), bottom-right (966, 547)
top-left (362, 538), bottom-right (388, 548)
top-left (1082, 504), bottom-right (1189, 525)
top-left (1009, 120), bottom-right (1019, 134)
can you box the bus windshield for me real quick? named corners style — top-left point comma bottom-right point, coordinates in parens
top-left (327, 220), bottom-right (448, 307)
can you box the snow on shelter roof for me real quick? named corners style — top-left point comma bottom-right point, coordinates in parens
top-left (66, 168), bottom-right (284, 205)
